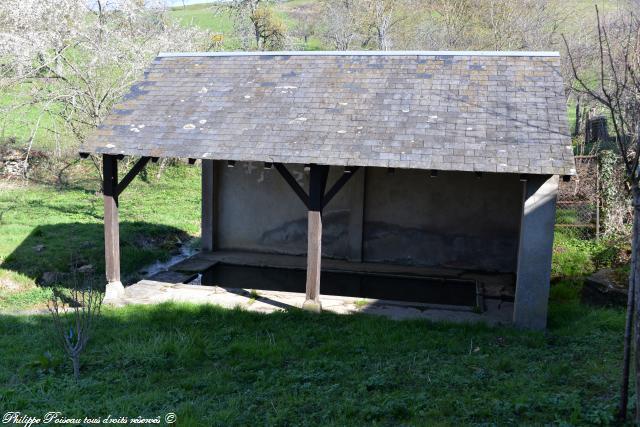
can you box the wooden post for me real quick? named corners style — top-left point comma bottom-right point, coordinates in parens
top-left (304, 211), bottom-right (322, 311)
top-left (103, 154), bottom-right (124, 302)
top-left (201, 160), bottom-right (215, 252)
top-left (302, 164), bottom-right (329, 312)
top-left (275, 163), bottom-right (360, 311)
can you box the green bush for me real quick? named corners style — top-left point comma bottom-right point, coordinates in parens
top-left (552, 243), bottom-right (594, 278)
top-left (552, 229), bottom-right (631, 279)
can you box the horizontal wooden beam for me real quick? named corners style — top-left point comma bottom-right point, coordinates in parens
top-left (274, 163), bottom-right (310, 208)
top-left (116, 157), bottom-right (150, 196)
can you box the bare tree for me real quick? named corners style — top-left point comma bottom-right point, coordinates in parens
top-left (418, 0), bottom-right (566, 51)
top-left (320, 0), bottom-right (362, 51)
top-left (289, 3), bottom-right (319, 48)
top-left (563, 5), bottom-right (640, 422)
top-left (365, 0), bottom-right (403, 51)
top-left (48, 277), bottom-right (103, 381)
top-left (420, 0), bottom-right (475, 49)
top-left (0, 0), bottom-right (209, 153)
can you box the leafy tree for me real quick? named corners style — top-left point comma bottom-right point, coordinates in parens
top-left (251, 5), bottom-right (287, 50)
top-left (226, 0), bottom-right (287, 51)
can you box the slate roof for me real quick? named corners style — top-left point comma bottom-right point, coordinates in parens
top-left (82, 51), bottom-right (576, 175)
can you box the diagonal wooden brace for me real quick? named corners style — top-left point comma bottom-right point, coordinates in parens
top-left (274, 163), bottom-right (310, 208)
top-left (117, 157), bottom-right (151, 197)
top-left (323, 167), bottom-right (360, 209)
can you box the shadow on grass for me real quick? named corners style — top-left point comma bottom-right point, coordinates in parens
top-left (0, 301), bottom-right (626, 425)
top-left (1, 222), bottom-right (189, 289)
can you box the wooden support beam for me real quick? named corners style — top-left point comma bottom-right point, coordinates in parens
top-left (308, 164), bottom-right (329, 211)
top-left (103, 154), bottom-right (124, 302)
top-left (272, 162), bottom-right (365, 310)
top-left (323, 167), bottom-right (360, 209)
top-left (274, 163), bottom-right (310, 208)
top-left (303, 210), bottom-right (322, 312)
top-left (302, 164), bottom-right (330, 312)
top-left (116, 157), bottom-right (150, 197)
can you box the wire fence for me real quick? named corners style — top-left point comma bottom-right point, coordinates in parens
top-left (556, 155), bottom-right (600, 239)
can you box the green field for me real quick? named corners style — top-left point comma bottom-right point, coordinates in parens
top-left (0, 83), bottom-right (60, 150)
top-left (0, 289), bottom-right (627, 425)
top-left (170, 3), bottom-right (236, 32)
top-left (0, 163), bottom-right (201, 311)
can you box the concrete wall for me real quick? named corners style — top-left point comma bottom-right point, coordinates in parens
top-left (211, 162), bottom-right (524, 273)
top-left (214, 161), bottom-right (355, 257)
top-left (513, 175), bottom-right (559, 330)
top-left (363, 168), bottom-right (523, 272)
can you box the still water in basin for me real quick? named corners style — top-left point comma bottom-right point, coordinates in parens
top-left (200, 263), bottom-right (478, 307)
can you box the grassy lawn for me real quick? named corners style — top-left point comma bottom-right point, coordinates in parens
top-left (168, 0), bottom-right (323, 51)
top-left (170, 3), bottom-right (235, 33)
top-left (0, 163), bottom-right (201, 311)
top-left (0, 293), bottom-right (625, 425)
top-left (0, 83), bottom-right (61, 150)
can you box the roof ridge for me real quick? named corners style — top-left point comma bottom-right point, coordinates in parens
top-left (158, 50), bottom-right (560, 58)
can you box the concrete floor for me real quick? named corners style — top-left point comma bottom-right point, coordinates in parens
top-left (120, 250), bottom-right (516, 326)
top-left (122, 280), bottom-right (514, 325)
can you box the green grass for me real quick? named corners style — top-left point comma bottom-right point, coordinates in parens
top-left (0, 293), bottom-right (626, 425)
top-left (168, 0), bottom-right (322, 51)
top-left (170, 3), bottom-right (235, 34)
top-left (0, 83), bottom-right (61, 149)
top-left (0, 163), bottom-right (201, 311)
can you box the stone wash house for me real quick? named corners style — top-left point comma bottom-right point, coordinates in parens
top-left (81, 51), bottom-right (575, 330)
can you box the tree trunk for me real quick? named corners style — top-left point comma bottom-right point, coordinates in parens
top-left (584, 110), bottom-right (591, 147)
top-left (618, 197), bottom-right (637, 419)
top-left (72, 355), bottom-right (80, 381)
top-left (633, 185), bottom-right (640, 423)
top-left (573, 98), bottom-right (581, 137)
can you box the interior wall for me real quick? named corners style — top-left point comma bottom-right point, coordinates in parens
top-left (214, 161), bottom-right (354, 258)
top-left (363, 168), bottom-right (522, 272)
top-left (213, 162), bottom-right (523, 273)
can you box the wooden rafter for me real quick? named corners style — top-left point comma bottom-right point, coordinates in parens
top-left (116, 157), bottom-right (151, 197)
top-left (274, 163), bottom-right (310, 208)
top-left (274, 163), bottom-right (360, 212)
top-left (323, 167), bottom-right (360, 209)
